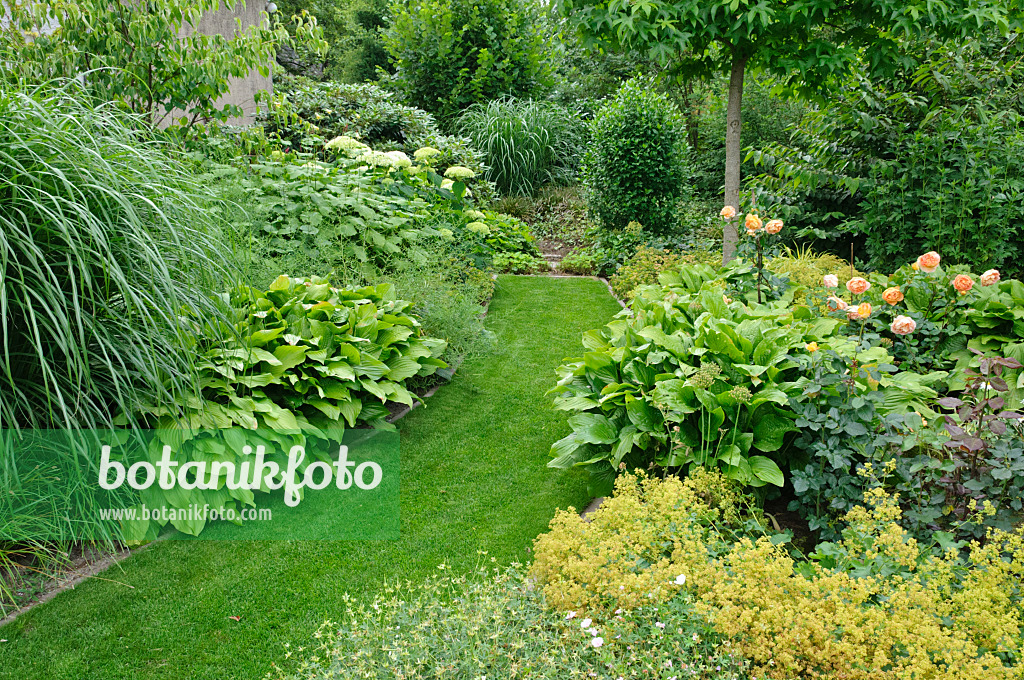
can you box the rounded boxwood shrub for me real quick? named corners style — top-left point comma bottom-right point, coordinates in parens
top-left (583, 79), bottom-right (688, 235)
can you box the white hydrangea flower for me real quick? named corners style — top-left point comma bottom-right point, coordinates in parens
top-left (324, 135), bottom-right (368, 153)
top-left (413, 146), bottom-right (441, 161)
top-left (358, 150), bottom-right (397, 167)
top-left (443, 165), bottom-right (475, 180)
top-left (465, 221), bottom-right (490, 235)
top-left (464, 210), bottom-right (486, 220)
top-left (384, 150), bottom-right (412, 168)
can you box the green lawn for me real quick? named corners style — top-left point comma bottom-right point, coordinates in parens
top-left (0, 276), bottom-right (621, 680)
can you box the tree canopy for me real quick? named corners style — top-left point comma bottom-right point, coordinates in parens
top-left (557, 0), bottom-right (1022, 258)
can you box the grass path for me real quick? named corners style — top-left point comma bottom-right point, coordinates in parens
top-left (0, 276), bottom-right (621, 680)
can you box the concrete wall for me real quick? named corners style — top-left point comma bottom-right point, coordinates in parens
top-left (168, 2), bottom-right (274, 126)
top-left (2, 1), bottom-right (272, 126)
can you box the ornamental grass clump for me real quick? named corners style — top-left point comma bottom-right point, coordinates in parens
top-left (0, 82), bottom-right (228, 431)
top-left (456, 97), bottom-right (584, 196)
top-left (0, 81), bottom-right (229, 604)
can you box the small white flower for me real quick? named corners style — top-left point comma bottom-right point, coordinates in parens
top-left (591, 637), bottom-right (604, 648)
top-left (614, 609), bottom-right (622, 615)
top-left (565, 611), bottom-right (576, 620)
top-left (674, 574), bottom-right (686, 586)
top-left (655, 622), bottom-right (665, 629)
top-left (253, 311), bottom-right (269, 318)
top-left (587, 627), bottom-right (599, 636)
top-left (580, 618), bottom-right (592, 629)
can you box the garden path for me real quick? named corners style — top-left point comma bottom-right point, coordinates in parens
top-left (0, 276), bottom-right (621, 680)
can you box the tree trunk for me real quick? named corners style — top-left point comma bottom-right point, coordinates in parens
top-left (722, 54), bottom-right (748, 263)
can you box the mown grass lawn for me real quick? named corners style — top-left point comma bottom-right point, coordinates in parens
top-left (0, 276), bottom-right (621, 680)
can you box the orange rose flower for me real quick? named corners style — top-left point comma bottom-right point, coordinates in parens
top-left (953, 274), bottom-right (974, 294)
top-left (891, 315), bottom-right (917, 336)
top-left (765, 219), bottom-right (783, 235)
top-left (846, 302), bottom-right (873, 320)
top-left (720, 205), bottom-right (737, 219)
top-left (846, 277), bottom-right (871, 295)
top-left (980, 269), bottom-right (1000, 286)
top-left (826, 296), bottom-right (848, 311)
top-left (744, 214), bottom-right (763, 234)
top-left (822, 274), bottom-right (838, 288)
top-left (916, 251), bottom-right (941, 273)
top-left (882, 286), bottom-right (904, 305)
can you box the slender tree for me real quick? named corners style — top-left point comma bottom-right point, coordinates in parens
top-left (557, 0), bottom-right (1019, 261)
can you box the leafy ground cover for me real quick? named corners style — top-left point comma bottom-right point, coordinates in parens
top-left (0, 276), bottom-right (621, 680)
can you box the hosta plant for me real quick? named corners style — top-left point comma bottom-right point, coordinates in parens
top-left (124, 275), bottom-right (446, 539)
top-left (548, 281), bottom-right (841, 495)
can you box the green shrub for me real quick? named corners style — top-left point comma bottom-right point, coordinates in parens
top-left (257, 76), bottom-right (490, 181)
top-left (749, 34), bottom-right (1024, 276)
top-left (856, 113), bottom-right (1024, 276)
top-left (264, 76), bottom-right (434, 149)
top-left (383, 0), bottom-right (552, 126)
top-left (609, 246), bottom-right (720, 300)
top-left (493, 251), bottom-right (546, 274)
top-left (558, 249), bottom-right (596, 275)
top-left (583, 79), bottom-right (688, 235)
top-left (456, 97), bottom-right (585, 196)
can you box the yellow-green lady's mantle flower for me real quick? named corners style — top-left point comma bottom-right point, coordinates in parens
top-left (444, 165), bottom-right (475, 180)
top-left (414, 146), bottom-right (441, 161)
